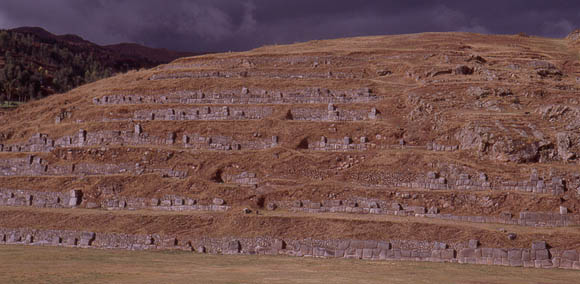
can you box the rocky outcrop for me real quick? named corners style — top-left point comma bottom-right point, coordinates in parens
top-left (455, 123), bottom-right (554, 163)
top-left (556, 132), bottom-right (578, 162)
top-left (566, 29), bottom-right (580, 42)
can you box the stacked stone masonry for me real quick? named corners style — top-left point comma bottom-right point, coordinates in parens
top-left (308, 136), bottom-right (373, 151)
top-left (399, 171), bottom-right (567, 194)
top-left (427, 142), bottom-right (459, 152)
top-left (273, 198), bottom-right (580, 227)
top-left (223, 172), bottom-right (259, 185)
top-left (0, 157), bottom-right (186, 178)
top-left (132, 106), bottom-right (273, 121)
top-left (0, 189), bottom-right (78, 208)
top-left (158, 55), bottom-right (383, 71)
top-left (182, 133), bottom-right (278, 151)
top-left (1, 130), bottom-right (277, 153)
top-left (92, 88), bottom-right (377, 106)
top-left (290, 104), bottom-right (378, 121)
top-left (0, 189), bottom-right (230, 212)
top-left (149, 69), bottom-right (368, 81)
top-left (1, 227), bottom-right (578, 270)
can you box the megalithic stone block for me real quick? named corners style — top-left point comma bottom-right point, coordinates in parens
top-left (80, 232), bottom-right (96, 246)
top-left (25, 234), bottom-right (33, 244)
top-left (69, 189), bottom-right (82, 206)
top-left (134, 124), bottom-right (142, 135)
top-left (531, 241), bottom-right (547, 250)
top-left (226, 240), bottom-right (241, 254)
top-left (66, 237), bottom-right (77, 246)
top-left (78, 129), bottom-right (87, 145)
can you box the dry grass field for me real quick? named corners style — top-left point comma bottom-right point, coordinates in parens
top-left (0, 245), bottom-right (578, 284)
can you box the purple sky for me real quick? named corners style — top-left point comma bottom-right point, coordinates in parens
top-left (0, 0), bottom-right (578, 52)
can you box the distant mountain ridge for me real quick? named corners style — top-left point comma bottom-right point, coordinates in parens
top-left (0, 26), bottom-right (197, 104)
top-left (11, 27), bottom-right (196, 66)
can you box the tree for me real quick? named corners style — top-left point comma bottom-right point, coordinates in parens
top-left (0, 31), bottom-right (9, 47)
top-left (28, 84), bottom-right (36, 101)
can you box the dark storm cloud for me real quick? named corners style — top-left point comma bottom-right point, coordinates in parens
top-left (0, 0), bottom-right (578, 52)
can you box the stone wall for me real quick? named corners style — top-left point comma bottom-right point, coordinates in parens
top-left (92, 88), bottom-right (377, 106)
top-left (158, 55), bottom-right (370, 70)
top-left (1, 128), bottom-right (277, 154)
top-left (182, 133), bottom-right (277, 151)
top-left (271, 198), bottom-right (580, 227)
top-left (427, 142), bottom-right (459, 152)
top-left (223, 172), bottom-right (259, 185)
top-left (399, 170), bottom-right (566, 194)
top-left (0, 227), bottom-right (578, 270)
top-left (98, 195), bottom-right (230, 212)
top-left (308, 136), bottom-right (373, 151)
top-left (0, 158), bottom-right (186, 178)
top-left (0, 188), bottom-right (77, 208)
top-left (0, 188), bottom-right (230, 212)
top-left (290, 104), bottom-right (377, 121)
top-left (131, 106), bottom-right (273, 122)
top-left (149, 69), bottom-right (365, 80)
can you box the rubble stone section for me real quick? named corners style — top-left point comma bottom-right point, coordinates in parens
top-left (0, 227), bottom-right (578, 270)
top-left (274, 198), bottom-right (580, 227)
top-left (92, 88), bottom-right (377, 106)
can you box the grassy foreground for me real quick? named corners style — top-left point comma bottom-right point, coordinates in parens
top-left (0, 246), bottom-right (577, 284)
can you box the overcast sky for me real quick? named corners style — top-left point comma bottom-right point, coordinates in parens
top-left (0, 0), bottom-right (578, 52)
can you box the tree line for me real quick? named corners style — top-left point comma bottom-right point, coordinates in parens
top-left (0, 30), bottom-right (113, 104)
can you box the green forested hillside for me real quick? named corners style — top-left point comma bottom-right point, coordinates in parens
top-left (0, 27), bottom-right (195, 105)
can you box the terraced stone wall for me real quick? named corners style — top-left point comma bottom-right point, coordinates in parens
top-left (149, 69), bottom-right (365, 80)
top-left (0, 189), bottom-right (230, 212)
top-left (308, 136), bottom-right (372, 151)
top-left (1, 227), bottom-right (578, 270)
top-left (400, 170), bottom-right (567, 194)
top-left (132, 106), bottom-right (273, 121)
top-left (272, 199), bottom-right (580, 227)
top-left (290, 104), bottom-right (377, 121)
top-left (1, 129), bottom-right (276, 154)
top-left (92, 88), bottom-right (377, 106)
top-left (0, 158), bottom-right (186, 178)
